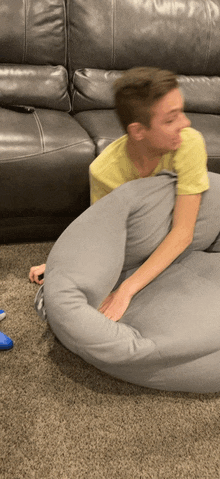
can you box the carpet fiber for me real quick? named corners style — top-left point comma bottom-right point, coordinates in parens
top-left (1, 242), bottom-right (220, 479)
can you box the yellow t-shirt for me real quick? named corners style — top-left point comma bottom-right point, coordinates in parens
top-left (89, 127), bottom-right (209, 204)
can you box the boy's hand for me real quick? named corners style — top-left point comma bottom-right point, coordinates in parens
top-left (29, 264), bottom-right (46, 285)
top-left (98, 286), bottom-right (132, 322)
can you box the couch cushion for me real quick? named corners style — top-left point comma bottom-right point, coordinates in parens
top-left (68, 0), bottom-right (220, 75)
top-left (72, 69), bottom-right (122, 111)
top-left (72, 69), bottom-right (220, 115)
top-left (0, 65), bottom-right (71, 111)
top-left (0, 108), bottom-right (95, 243)
top-left (179, 76), bottom-right (220, 114)
top-left (0, 0), bottom-right (67, 65)
top-left (74, 110), bottom-right (125, 155)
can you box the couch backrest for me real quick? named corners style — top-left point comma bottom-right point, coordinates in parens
top-left (1, 0), bottom-right (220, 115)
top-left (0, 0), bottom-right (70, 111)
top-left (69, 0), bottom-right (220, 114)
top-left (0, 0), bottom-right (67, 65)
top-left (68, 0), bottom-right (220, 75)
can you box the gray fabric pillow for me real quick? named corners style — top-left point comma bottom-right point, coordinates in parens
top-left (43, 171), bottom-right (220, 393)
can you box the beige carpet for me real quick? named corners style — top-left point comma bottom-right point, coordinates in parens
top-left (1, 242), bottom-right (220, 479)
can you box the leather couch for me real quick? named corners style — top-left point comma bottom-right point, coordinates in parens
top-left (1, 0), bottom-right (220, 243)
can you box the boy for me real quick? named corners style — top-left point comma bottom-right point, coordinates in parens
top-left (30, 67), bottom-right (209, 322)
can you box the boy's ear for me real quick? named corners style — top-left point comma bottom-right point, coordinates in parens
top-left (127, 122), bottom-right (148, 141)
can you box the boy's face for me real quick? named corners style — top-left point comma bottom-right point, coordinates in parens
top-left (142, 88), bottom-right (191, 153)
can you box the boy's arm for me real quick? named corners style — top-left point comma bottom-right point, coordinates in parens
top-left (99, 193), bottom-right (202, 321)
top-left (123, 193), bottom-right (202, 295)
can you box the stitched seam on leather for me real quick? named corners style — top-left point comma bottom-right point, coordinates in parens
top-left (62, 0), bottom-right (68, 68)
top-left (72, 70), bottom-right (76, 111)
top-left (22, 0), bottom-right (27, 63)
top-left (112, 0), bottom-right (116, 68)
top-left (66, 0), bottom-right (72, 77)
top-left (0, 140), bottom-right (94, 163)
top-left (204, 0), bottom-right (212, 73)
top-left (33, 112), bottom-right (45, 153)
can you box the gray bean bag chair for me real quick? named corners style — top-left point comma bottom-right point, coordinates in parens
top-left (43, 171), bottom-right (220, 393)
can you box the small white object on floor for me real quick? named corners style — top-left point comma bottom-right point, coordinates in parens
top-left (0, 309), bottom-right (6, 321)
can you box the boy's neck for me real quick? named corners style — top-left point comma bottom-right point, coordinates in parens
top-left (126, 136), bottom-right (163, 167)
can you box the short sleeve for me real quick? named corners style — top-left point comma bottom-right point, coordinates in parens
top-left (89, 166), bottom-right (111, 204)
top-left (174, 128), bottom-right (209, 195)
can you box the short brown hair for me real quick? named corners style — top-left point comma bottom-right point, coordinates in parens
top-left (114, 67), bottom-right (178, 130)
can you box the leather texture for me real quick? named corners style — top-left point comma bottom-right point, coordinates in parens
top-left (0, 65), bottom-right (71, 111)
top-left (73, 69), bottom-right (220, 115)
top-left (0, 108), bottom-right (95, 242)
top-left (68, 0), bottom-right (220, 74)
top-left (72, 69), bottom-right (122, 112)
top-left (74, 110), bottom-right (220, 168)
top-left (0, 0), bottom-right (220, 243)
top-left (179, 76), bottom-right (220, 114)
top-left (0, 0), bottom-right (67, 66)
top-left (74, 110), bottom-right (125, 156)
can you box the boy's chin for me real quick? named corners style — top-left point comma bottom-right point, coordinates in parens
top-left (171, 138), bottom-right (182, 150)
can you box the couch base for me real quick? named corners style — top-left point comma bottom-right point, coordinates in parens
top-left (0, 108), bottom-right (95, 243)
top-left (0, 216), bottom-right (80, 244)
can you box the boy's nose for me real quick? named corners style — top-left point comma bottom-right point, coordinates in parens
top-left (182, 113), bottom-right (191, 128)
